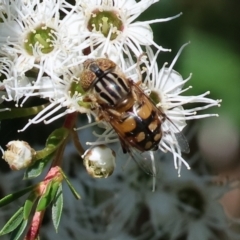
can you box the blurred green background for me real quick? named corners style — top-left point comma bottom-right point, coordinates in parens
top-left (144, 0), bottom-right (240, 125)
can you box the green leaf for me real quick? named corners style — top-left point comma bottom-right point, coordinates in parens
top-left (32, 127), bottom-right (70, 161)
top-left (10, 219), bottom-right (28, 240)
top-left (61, 170), bottom-right (81, 200)
top-left (24, 153), bottom-right (54, 179)
top-left (0, 207), bottom-right (24, 236)
top-left (46, 127), bottom-right (69, 148)
top-left (36, 181), bottom-right (60, 212)
top-left (0, 185), bottom-right (36, 208)
top-left (36, 181), bottom-right (53, 211)
top-left (49, 182), bottom-right (60, 204)
top-left (0, 104), bottom-right (47, 120)
top-left (24, 128), bottom-right (69, 179)
top-left (23, 192), bottom-right (38, 220)
top-left (180, 28), bottom-right (240, 127)
top-left (52, 183), bottom-right (63, 232)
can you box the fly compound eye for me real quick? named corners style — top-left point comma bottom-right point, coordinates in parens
top-left (79, 71), bottom-right (95, 92)
top-left (96, 58), bottom-right (116, 72)
top-left (79, 59), bottom-right (98, 92)
top-left (79, 68), bottom-right (96, 92)
top-left (83, 59), bottom-right (94, 69)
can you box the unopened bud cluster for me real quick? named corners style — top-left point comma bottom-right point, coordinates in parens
top-left (82, 145), bottom-right (116, 178)
top-left (2, 140), bottom-right (36, 170)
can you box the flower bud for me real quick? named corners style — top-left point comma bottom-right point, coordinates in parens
top-left (2, 140), bottom-right (36, 170)
top-left (82, 145), bottom-right (116, 178)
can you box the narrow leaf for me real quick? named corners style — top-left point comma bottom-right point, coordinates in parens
top-left (0, 104), bottom-right (47, 120)
top-left (61, 170), bottom-right (81, 200)
top-left (10, 219), bottom-right (28, 240)
top-left (0, 185), bottom-right (36, 208)
top-left (50, 182), bottom-right (60, 199)
top-left (36, 181), bottom-right (54, 211)
top-left (23, 192), bottom-right (38, 220)
top-left (52, 183), bottom-right (63, 232)
top-left (24, 153), bottom-right (54, 179)
top-left (0, 207), bottom-right (24, 235)
top-left (45, 128), bottom-right (69, 149)
top-left (36, 181), bottom-right (59, 211)
top-left (25, 128), bottom-right (70, 171)
top-left (24, 128), bottom-right (69, 180)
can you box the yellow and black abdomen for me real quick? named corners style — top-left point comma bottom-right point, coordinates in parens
top-left (109, 94), bottom-right (162, 152)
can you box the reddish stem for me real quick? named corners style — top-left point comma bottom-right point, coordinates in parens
top-left (51, 112), bottom-right (78, 167)
top-left (63, 112), bottom-right (78, 129)
top-left (24, 211), bottom-right (45, 240)
top-left (24, 113), bottom-right (78, 239)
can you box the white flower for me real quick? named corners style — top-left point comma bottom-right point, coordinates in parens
top-left (140, 42), bottom-right (221, 175)
top-left (2, 140), bottom-right (36, 170)
top-left (74, 0), bottom-right (181, 63)
top-left (0, 0), bottom-right (86, 83)
top-left (0, 58), bottom-right (32, 106)
top-left (17, 67), bottom-right (92, 131)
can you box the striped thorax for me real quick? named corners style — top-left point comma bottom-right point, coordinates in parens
top-left (80, 58), bottom-right (131, 107)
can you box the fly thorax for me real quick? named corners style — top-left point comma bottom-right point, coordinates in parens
top-left (93, 71), bottom-right (130, 107)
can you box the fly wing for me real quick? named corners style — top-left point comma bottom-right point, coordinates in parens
top-left (163, 117), bottom-right (190, 154)
top-left (133, 149), bottom-right (160, 177)
top-left (174, 131), bottom-right (190, 154)
top-left (117, 134), bottom-right (160, 177)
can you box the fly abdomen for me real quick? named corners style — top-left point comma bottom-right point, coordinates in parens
top-left (123, 108), bottom-right (162, 151)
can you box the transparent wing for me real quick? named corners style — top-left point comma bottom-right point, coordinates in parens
top-left (119, 136), bottom-right (160, 177)
top-left (174, 131), bottom-right (190, 154)
top-left (133, 149), bottom-right (159, 177)
top-left (164, 117), bottom-right (190, 154)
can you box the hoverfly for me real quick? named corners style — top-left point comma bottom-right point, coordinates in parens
top-left (79, 57), bottom-right (189, 176)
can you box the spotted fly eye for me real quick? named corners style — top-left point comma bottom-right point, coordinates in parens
top-left (79, 69), bottom-right (96, 92)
